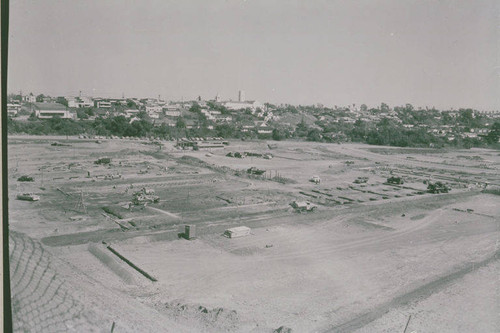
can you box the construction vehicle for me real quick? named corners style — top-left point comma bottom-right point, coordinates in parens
top-left (17, 193), bottom-right (40, 201)
top-left (310, 176), bottom-right (321, 184)
top-left (132, 188), bottom-right (159, 205)
top-left (247, 167), bottom-right (266, 175)
top-left (427, 181), bottom-right (450, 194)
top-left (386, 176), bottom-right (404, 185)
top-left (263, 153), bottom-right (273, 160)
top-left (354, 176), bottom-right (369, 184)
top-left (290, 201), bottom-right (317, 212)
top-left (94, 157), bottom-right (111, 165)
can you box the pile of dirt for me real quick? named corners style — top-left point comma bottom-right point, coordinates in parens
top-left (482, 185), bottom-right (500, 195)
top-left (160, 301), bottom-right (239, 332)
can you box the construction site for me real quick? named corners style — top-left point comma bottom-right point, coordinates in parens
top-left (8, 135), bottom-right (500, 332)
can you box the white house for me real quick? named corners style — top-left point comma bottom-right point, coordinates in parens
top-left (7, 103), bottom-right (21, 117)
top-left (33, 103), bottom-right (73, 119)
top-left (222, 100), bottom-right (264, 113)
top-left (257, 126), bottom-right (273, 135)
top-left (125, 109), bottom-right (140, 117)
top-left (23, 93), bottom-right (36, 103)
top-left (94, 99), bottom-right (112, 108)
top-left (146, 105), bottom-right (162, 119)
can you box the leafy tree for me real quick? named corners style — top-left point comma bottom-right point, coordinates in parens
top-left (350, 119), bottom-right (369, 141)
top-left (56, 97), bottom-right (68, 107)
top-left (76, 109), bottom-right (89, 119)
top-left (306, 128), bottom-right (322, 142)
top-left (272, 128), bottom-right (283, 141)
top-left (137, 111), bottom-right (149, 120)
top-left (176, 117), bottom-right (186, 129)
top-left (127, 100), bottom-right (137, 108)
top-left (485, 121), bottom-right (500, 144)
top-left (295, 118), bottom-right (309, 137)
top-left (189, 103), bottom-right (201, 113)
top-left (9, 94), bottom-right (22, 102)
top-left (215, 124), bottom-right (235, 137)
top-left (380, 103), bottom-right (390, 112)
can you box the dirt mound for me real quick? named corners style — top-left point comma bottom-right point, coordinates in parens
top-left (161, 301), bottom-right (239, 332)
top-left (482, 185), bottom-right (500, 195)
top-left (88, 243), bottom-right (135, 284)
top-left (9, 231), bottom-right (101, 332)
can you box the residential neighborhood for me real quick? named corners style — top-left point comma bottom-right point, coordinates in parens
top-left (7, 90), bottom-right (500, 147)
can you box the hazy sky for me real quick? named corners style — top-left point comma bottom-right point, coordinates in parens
top-left (8, 0), bottom-right (499, 110)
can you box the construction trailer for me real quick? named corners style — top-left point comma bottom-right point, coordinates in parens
top-left (224, 226), bottom-right (251, 238)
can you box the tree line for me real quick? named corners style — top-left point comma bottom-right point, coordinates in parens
top-left (7, 112), bottom-right (500, 149)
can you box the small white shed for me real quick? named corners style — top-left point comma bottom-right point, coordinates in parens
top-left (224, 226), bottom-right (251, 238)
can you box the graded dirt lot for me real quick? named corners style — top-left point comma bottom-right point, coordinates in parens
top-left (8, 136), bottom-right (500, 332)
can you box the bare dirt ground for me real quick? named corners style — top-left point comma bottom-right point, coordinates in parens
top-left (7, 135), bottom-right (500, 332)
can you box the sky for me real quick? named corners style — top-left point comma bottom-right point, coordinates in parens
top-left (7, 0), bottom-right (500, 110)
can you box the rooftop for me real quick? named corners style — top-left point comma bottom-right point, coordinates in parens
top-left (33, 103), bottom-right (67, 111)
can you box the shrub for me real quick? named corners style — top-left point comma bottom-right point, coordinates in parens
top-left (17, 175), bottom-right (34, 182)
top-left (95, 157), bottom-right (111, 165)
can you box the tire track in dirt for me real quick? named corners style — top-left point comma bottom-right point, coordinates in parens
top-left (335, 146), bottom-right (499, 176)
top-left (41, 191), bottom-right (477, 248)
top-left (322, 249), bottom-right (500, 333)
top-left (257, 209), bottom-right (445, 262)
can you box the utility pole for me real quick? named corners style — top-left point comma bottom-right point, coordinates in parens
top-left (75, 190), bottom-right (87, 213)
